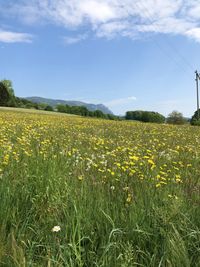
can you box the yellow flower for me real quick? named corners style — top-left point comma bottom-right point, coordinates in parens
top-left (78, 175), bottom-right (84, 181)
top-left (156, 183), bottom-right (161, 188)
top-left (126, 193), bottom-right (132, 203)
top-left (129, 155), bottom-right (139, 161)
top-left (148, 159), bottom-right (155, 165)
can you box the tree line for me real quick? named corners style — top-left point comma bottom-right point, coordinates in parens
top-left (0, 79), bottom-right (199, 125)
top-left (56, 104), bottom-right (119, 120)
top-left (125, 110), bottom-right (189, 125)
top-left (0, 79), bottom-right (119, 120)
top-left (125, 110), bottom-right (165, 123)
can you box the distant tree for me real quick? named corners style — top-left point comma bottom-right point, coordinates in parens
top-left (56, 104), bottom-right (116, 120)
top-left (166, 111), bottom-right (186, 125)
top-left (1, 80), bottom-right (15, 97)
top-left (126, 110), bottom-right (143, 121)
top-left (93, 110), bottom-right (106, 118)
top-left (125, 111), bottom-right (132, 120)
top-left (38, 103), bottom-right (48, 110)
top-left (190, 109), bottom-right (200, 125)
top-left (88, 111), bottom-right (95, 117)
top-left (0, 81), bottom-right (10, 106)
top-left (57, 104), bottom-right (67, 113)
top-left (45, 105), bottom-right (54, 111)
top-left (69, 106), bottom-right (79, 115)
top-left (141, 111), bottom-right (151, 122)
top-left (79, 106), bottom-right (89, 116)
top-left (125, 110), bottom-right (165, 123)
top-left (107, 114), bottom-right (115, 120)
top-left (0, 79), bottom-right (17, 107)
top-left (25, 103), bottom-right (35, 109)
top-left (16, 98), bottom-right (36, 108)
top-left (65, 104), bottom-right (72, 114)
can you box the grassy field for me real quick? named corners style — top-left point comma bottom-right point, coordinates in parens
top-left (0, 109), bottom-right (200, 266)
top-left (0, 107), bottom-right (77, 116)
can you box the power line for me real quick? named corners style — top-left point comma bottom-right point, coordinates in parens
top-left (195, 70), bottom-right (200, 119)
top-left (131, 1), bottom-right (195, 75)
top-left (137, 1), bottom-right (200, 118)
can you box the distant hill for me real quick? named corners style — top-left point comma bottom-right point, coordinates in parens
top-left (26, 97), bottom-right (113, 115)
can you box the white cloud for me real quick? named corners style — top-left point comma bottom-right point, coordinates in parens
top-left (0, 29), bottom-right (33, 43)
top-left (3, 0), bottom-right (200, 43)
top-left (79, 1), bottom-right (116, 23)
top-left (185, 1), bottom-right (200, 20)
top-left (63, 34), bottom-right (87, 45)
top-left (105, 96), bottom-right (137, 107)
top-left (186, 28), bottom-right (200, 43)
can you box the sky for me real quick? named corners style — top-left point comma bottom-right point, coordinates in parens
top-left (0, 1), bottom-right (200, 116)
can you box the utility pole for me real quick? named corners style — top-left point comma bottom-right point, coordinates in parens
top-left (195, 70), bottom-right (200, 120)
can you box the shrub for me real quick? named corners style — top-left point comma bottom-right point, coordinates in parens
top-left (166, 111), bottom-right (187, 125)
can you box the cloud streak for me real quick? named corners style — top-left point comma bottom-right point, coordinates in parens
top-left (2, 0), bottom-right (200, 43)
top-left (63, 34), bottom-right (87, 45)
top-left (105, 96), bottom-right (137, 107)
top-left (0, 29), bottom-right (33, 43)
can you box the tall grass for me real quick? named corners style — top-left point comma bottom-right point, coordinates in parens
top-left (0, 110), bottom-right (199, 266)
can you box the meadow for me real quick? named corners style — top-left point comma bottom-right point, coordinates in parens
top-left (0, 109), bottom-right (199, 267)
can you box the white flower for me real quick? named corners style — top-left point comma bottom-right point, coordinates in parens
top-left (51, 226), bottom-right (61, 232)
top-left (110, 186), bottom-right (115, 191)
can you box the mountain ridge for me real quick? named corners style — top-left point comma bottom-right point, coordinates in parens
top-left (25, 97), bottom-right (113, 115)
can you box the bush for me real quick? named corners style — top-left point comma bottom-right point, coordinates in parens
top-left (166, 111), bottom-right (187, 125)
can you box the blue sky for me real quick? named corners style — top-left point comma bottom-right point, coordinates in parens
top-left (0, 0), bottom-right (200, 116)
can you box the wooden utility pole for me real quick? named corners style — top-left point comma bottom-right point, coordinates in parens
top-left (195, 70), bottom-right (200, 120)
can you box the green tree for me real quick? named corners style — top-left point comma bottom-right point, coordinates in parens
top-left (65, 104), bottom-right (72, 114)
top-left (57, 105), bottom-right (67, 113)
top-left (107, 114), bottom-right (115, 120)
top-left (166, 111), bottom-right (186, 125)
top-left (190, 109), bottom-right (200, 125)
top-left (45, 105), bottom-right (54, 112)
top-left (125, 111), bottom-right (143, 121)
top-left (79, 106), bottom-right (89, 116)
top-left (38, 103), bottom-right (48, 110)
top-left (0, 81), bottom-right (10, 106)
top-left (125, 110), bottom-right (165, 123)
top-left (1, 80), bottom-right (15, 97)
top-left (88, 111), bottom-right (95, 117)
top-left (93, 110), bottom-right (106, 118)
top-left (0, 79), bottom-right (16, 107)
